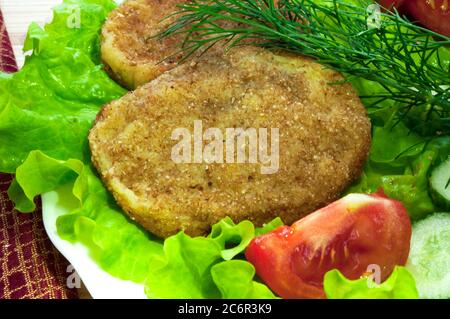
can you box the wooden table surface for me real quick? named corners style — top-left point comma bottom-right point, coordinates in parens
top-left (0, 0), bottom-right (61, 68)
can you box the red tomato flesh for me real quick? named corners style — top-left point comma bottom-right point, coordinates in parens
top-left (404, 0), bottom-right (450, 37)
top-left (245, 192), bottom-right (412, 299)
top-left (378, 0), bottom-right (450, 37)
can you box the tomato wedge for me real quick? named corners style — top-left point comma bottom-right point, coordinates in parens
top-left (404, 0), bottom-right (450, 37)
top-left (378, 0), bottom-right (450, 37)
top-left (245, 192), bottom-right (412, 299)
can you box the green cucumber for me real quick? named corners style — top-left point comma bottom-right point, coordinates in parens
top-left (406, 213), bottom-right (450, 299)
top-left (430, 156), bottom-right (450, 210)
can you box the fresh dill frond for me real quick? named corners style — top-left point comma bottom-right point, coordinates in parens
top-left (159, 0), bottom-right (450, 136)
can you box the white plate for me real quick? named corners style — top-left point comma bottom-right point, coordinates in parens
top-left (42, 184), bottom-right (146, 299)
top-left (41, 0), bottom-right (147, 299)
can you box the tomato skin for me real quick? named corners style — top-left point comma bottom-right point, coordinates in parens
top-left (378, 0), bottom-right (450, 37)
top-left (404, 0), bottom-right (450, 37)
top-left (245, 192), bottom-right (412, 299)
top-left (246, 226), bottom-right (325, 298)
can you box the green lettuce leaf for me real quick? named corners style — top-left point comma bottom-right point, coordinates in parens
top-left (348, 43), bottom-right (450, 220)
top-left (369, 122), bottom-right (426, 165)
top-left (8, 150), bottom-right (275, 298)
top-left (211, 260), bottom-right (276, 299)
top-left (349, 153), bottom-right (435, 220)
top-left (208, 217), bottom-right (255, 261)
top-left (255, 217), bottom-right (284, 236)
top-left (0, 0), bottom-right (125, 173)
top-left (2, 0), bottom-right (446, 300)
top-left (8, 151), bottom-right (164, 282)
top-left (0, 1), bottom-right (277, 297)
top-left (348, 120), bottom-right (450, 220)
top-left (144, 232), bottom-right (222, 298)
top-left (144, 218), bottom-right (272, 298)
top-left (324, 267), bottom-right (419, 299)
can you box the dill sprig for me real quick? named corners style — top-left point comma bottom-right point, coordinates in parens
top-left (160, 0), bottom-right (450, 136)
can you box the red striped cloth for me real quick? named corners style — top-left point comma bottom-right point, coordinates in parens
top-left (0, 9), bottom-right (78, 299)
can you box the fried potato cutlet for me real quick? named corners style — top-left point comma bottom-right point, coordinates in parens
top-left (101, 0), bottom-right (186, 90)
top-left (89, 47), bottom-right (371, 238)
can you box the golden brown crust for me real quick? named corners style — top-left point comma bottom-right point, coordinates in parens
top-left (101, 0), bottom-right (259, 89)
top-left (89, 47), bottom-right (371, 238)
top-left (101, 0), bottom-right (187, 89)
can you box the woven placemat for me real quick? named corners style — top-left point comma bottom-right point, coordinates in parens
top-left (0, 8), bottom-right (78, 299)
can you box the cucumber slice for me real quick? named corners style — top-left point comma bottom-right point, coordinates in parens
top-left (406, 213), bottom-right (450, 299)
top-left (430, 156), bottom-right (450, 210)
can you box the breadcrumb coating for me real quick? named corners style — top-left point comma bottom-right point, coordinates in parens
top-left (101, 0), bottom-right (186, 89)
top-left (89, 47), bottom-right (371, 238)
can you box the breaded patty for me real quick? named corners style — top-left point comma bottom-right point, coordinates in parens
top-left (89, 47), bottom-right (371, 238)
top-left (101, 0), bottom-right (186, 89)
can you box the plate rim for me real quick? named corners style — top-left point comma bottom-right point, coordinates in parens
top-left (41, 185), bottom-right (147, 299)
